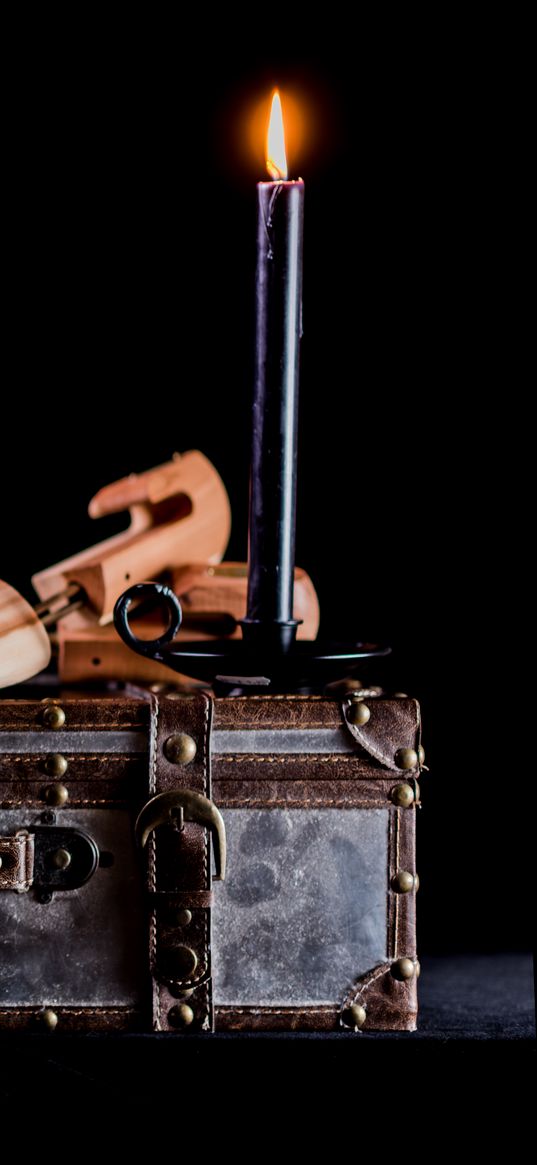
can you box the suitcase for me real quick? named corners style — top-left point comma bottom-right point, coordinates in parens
top-left (0, 687), bottom-right (422, 1033)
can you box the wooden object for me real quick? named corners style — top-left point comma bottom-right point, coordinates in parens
top-left (32, 452), bottom-right (231, 627)
top-left (57, 564), bottom-right (320, 682)
top-left (172, 563), bottom-right (320, 641)
top-left (0, 581), bottom-right (51, 688)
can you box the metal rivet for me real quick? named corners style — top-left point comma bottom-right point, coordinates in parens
top-left (43, 754), bottom-right (68, 778)
top-left (168, 1003), bottom-right (194, 1029)
top-left (175, 908), bottom-right (192, 927)
top-left (164, 733), bottom-right (197, 765)
top-left (168, 985), bottom-right (194, 999)
top-left (44, 783), bottom-right (69, 807)
top-left (348, 700), bottom-right (371, 727)
top-left (391, 957), bottom-right (416, 981)
top-left (343, 1003), bottom-right (366, 1029)
top-left (40, 705), bottom-right (66, 729)
top-left (415, 960), bottom-right (421, 979)
top-left (51, 848), bottom-right (71, 870)
top-left (391, 870), bottom-right (416, 894)
top-left (395, 747), bottom-right (418, 770)
top-left (163, 945), bottom-right (198, 980)
top-left (418, 745), bottom-right (425, 765)
top-left (41, 1008), bottom-right (58, 1030)
top-left (414, 874), bottom-right (420, 892)
top-left (390, 783), bottom-right (415, 808)
top-left (393, 692), bottom-right (408, 698)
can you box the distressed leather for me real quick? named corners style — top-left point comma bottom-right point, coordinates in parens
top-left (146, 692), bottom-right (214, 1032)
top-left (214, 996), bottom-right (416, 1032)
top-left (0, 1007), bottom-right (141, 1032)
top-left (341, 697), bottom-right (421, 771)
top-left (214, 696), bottom-right (343, 730)
top-left (0, 697), bottom-right (150, 730)
top-left (0, 831), bottom-right (34, 892)
top-left (339, 963), bottom-right (418, 1032)
top-left (0, 697), bottom-right (148, 808)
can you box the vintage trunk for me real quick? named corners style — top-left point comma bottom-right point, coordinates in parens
top-left (0, 689), bottom-right (422, 1033)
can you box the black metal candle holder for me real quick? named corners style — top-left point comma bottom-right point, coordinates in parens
top-left (113, 582), bottom-right (389, 692)
top-left (114, 144), bottom-right (391, 691)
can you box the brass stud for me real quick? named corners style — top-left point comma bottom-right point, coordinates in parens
top-left (51, 848), bottom-right (71, 870)
top-left (168, 985), bottom-right (194, 999)
top-left (41, 1008), bottom-right (58, 1030)
top-left (164, 733), bottom-right (197, 765)
top-left (43, 754), bottom-right (68, 778)
top-left (44, 783), bottom-right (69, 807)
top-left (40, 704), bottom-right (66, 730)
top-left (348, 700), bottom-right (371, 727)
top-left (175, 908), bottom-right (192, 927)
top-left (415, 960), bottom-right (421, 979)
top-left (391, 870), bottom-right (416, 894)
top-left (163, 944), bottom-right (198, 980)
top-left (418, 745), bottom-right (425, 765)
top-left (343, 1003), bottom-right (367, 1029)
top-left (390, 783), bottom-right (415, 808)
top-left (168, 1003), bottom-right (194, 1029)
top-left (391, 957), bottom-right (416, 981)
top-left (394, 747), bottom-right (418, 770)
top-left (414, 874), bottom-right (420, 892)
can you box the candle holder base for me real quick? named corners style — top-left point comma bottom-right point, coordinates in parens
top-left (239, 617), bottom-right (300, 654)
top-left (114, 583), bottom-right (390, 692)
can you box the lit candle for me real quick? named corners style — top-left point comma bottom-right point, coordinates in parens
top-left (241, 91), bottom-right (305, 655)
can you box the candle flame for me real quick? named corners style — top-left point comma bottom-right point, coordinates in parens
top-left (266, 90), bottom-right (288, 180)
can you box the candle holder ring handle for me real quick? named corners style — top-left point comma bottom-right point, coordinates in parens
top-left (113, 582), bottom-right (182, 659)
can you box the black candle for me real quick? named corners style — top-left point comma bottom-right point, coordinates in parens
top-left (242, 91), bottom-right (305, 655)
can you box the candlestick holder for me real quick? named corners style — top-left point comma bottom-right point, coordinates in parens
top-left (114, 145), bottom-right (391, 690)
top-left (113, 582), bottom-right (390, 691)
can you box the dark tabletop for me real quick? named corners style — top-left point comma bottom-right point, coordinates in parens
top-left (1, 953), bottom-right (534, 1107)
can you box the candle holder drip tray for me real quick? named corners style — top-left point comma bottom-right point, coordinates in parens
top-left (113, 582), bottom-right (391, 692)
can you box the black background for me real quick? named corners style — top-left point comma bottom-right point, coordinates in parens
top-left (1, 20), bottom-right (529, 965)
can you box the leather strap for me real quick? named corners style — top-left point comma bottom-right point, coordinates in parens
top-left (147, 692), bottom-right (214, 1032)
top-left (0, 831), bottom-right (34, 892)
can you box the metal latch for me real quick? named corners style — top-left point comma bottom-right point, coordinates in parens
top-left (135, 789), bottom-right (227, 881)
top-left (0, 826), bottom-right (99, 896)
